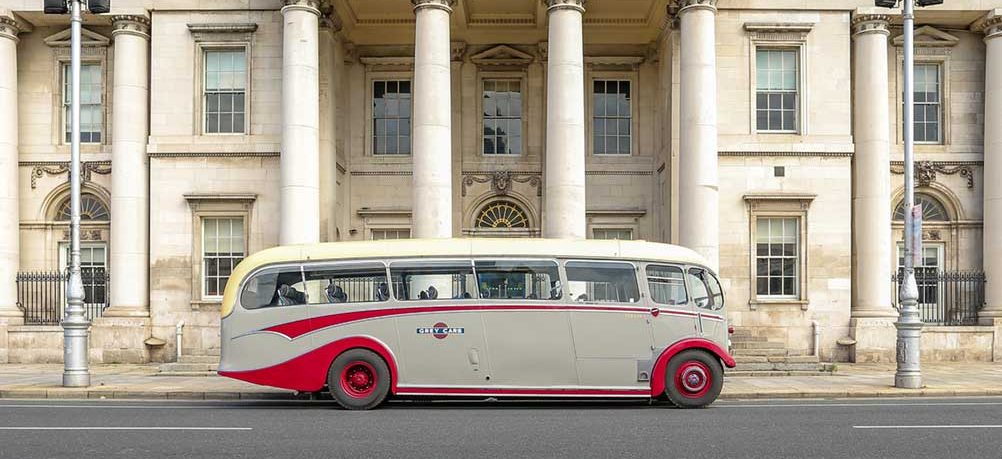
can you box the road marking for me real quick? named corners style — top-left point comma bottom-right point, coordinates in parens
top-left (720, 401), bottom-right (1002, 409)
top-left (0, 427), bottom-right (252, 431)
top-left (854, 425), bottom-right (1002, 430)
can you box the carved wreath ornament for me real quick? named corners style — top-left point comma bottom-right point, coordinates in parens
top-left (890, 161), bottom-right (974, 189)
top-left (461, 171), bottom-right (542, 197)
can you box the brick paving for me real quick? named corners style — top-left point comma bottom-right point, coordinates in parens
top-left (0, 362), bottom-right (1000, 400)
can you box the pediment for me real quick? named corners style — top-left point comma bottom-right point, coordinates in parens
top-left (892, 26), bottom-right (959, 48)
top-left (470, 45), bottom-right (534, 67)
top-left (44, 27), bottom-right (110, 47)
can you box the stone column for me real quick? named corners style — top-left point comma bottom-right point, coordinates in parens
top-left (107, 15), bottom-right (150, 316)
top-left (849, 13), bottom-right (897, 362)
top-left (0, 15), bottom-right (26, 322)
top-left (980, 15), bottom-right (1002, 339)
top-left (542, 0), bottom-right (587, 240)
top-left (411, 0), bottom-right (454, 239)
top-left (280, 0), bottom-right (321, 245)
top-left (319, 14), bottom-right (341, 242)
top-left (676, 0), bottom-right (719, 270)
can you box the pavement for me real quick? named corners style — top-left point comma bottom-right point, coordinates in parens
top-left (2, 397), bottom-right (1002, 458)
top-left (0, 361), bottom-right (1001, 400)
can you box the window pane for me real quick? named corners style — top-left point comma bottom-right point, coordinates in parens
top-left (390, 261), bottom-right (476, 300)
top-left (565, 261), bottom-right (640, 303)
top-left (373, 80), bottom-right (412, 155)
top-left (240, 267), bottom-right (306, 309)
top-left (475, 260), bottom-right (561, 300)
top-left (647, 265), bottom-right (687, 305)
top-left (303, 263), bottom-right (389, 304)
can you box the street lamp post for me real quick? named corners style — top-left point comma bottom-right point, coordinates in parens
top-left (44, 0), bottom-right (111, 387)
top-left (877, 0), bottom-right (943, 389)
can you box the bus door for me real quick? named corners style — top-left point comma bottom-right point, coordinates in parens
top-left (389, 260), bottom-right (491, 386)
top-left (475, 260), bottom-right (579, 387)
top-left (645, 264), bottom-right (700, 347)
top-left (565, 260), bottom-right (653, 387)
top-left (686, 267), bottom-right (727, 343)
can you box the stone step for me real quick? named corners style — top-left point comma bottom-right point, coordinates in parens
top-left (178, 355), bottom-right (220, 364)
top-left (730, 348), bottom-right (790, 356)
top-left (734, 362), bottom-right (825, 372)
top-left (731, 341), bottom-right (787, 350)
top-left (729, 335), bottom-right (769, 343)
top-left (159, 362), bottom-right (218, 373)
top-left (154, 371), bottom-right (218, 377)
top-left (734, 355), bottom-right (770, 364)
top-left (725, 370), bottom-right (834, 378)
top-left (769, 355), bottom-right (820, 364)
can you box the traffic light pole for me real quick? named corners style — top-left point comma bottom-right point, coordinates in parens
top-left (894, 0), bottom-right (923, 389)
top-left (61, 0), bottom-right (91, 388)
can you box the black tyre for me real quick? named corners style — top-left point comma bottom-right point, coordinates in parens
top-left (328, 349), bottom-right (391, 410)
top-left (664, 349), bottom-right (724, 408)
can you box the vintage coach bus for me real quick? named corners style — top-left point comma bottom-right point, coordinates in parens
top-left (218, 239), bottom-right (735, 410)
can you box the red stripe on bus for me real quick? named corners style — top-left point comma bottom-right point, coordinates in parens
top-left (394, 387), bottom-right (651, 397)
top-left (262, 304), bottom-right (665, 340)
top-left (218, 336), bottom-right (399, 393)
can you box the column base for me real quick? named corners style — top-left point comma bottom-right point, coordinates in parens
top-left (849, 316), bottom-right (898, 363)
top-left (90, 316), bottom-right (152, 363)
top-left (101, 307), bottom-right (151, 318)
top-left (0, 314), bottom-right (24, 364)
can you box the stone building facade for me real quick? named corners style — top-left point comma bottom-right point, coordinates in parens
top-left (0, 0), bottom-right (1000, 364)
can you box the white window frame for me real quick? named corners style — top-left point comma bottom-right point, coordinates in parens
top-left (746, 25), bottom-right (811, 136)
top-left (479, 76), bottom-right (526, 156)
top-left (591, 228), bottom-right (634, 241)
top-left (195, 43), bottom-right (252, 136)
top-left (744, 194), bottom-right (813, 310)
top-left (366, 73), bottom-right (413, 157)
top-left (586, 72), bottom-right (638, 157)
top-left (186, 195), bottom-right (254, 303)
top-left (753, 48), bottom-right (800, 134)
top-left (896, 59), bottom-right (947, 146)
top-left (370, 228), bottom-right (411, 240)
top-left (200, 217), bottom-right (246, 299)
top-left (60, 62), bottom-right (105, 144)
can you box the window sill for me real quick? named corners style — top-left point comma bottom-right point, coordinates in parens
top-left (749, 298), bottom-right (809, 311)
top-left (191, 300), bottom-right (222, 311)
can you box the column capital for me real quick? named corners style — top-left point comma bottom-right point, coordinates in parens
top-left (975, 16), bottom-right (1002, 42)
top-left (0, 14), bottom-right (31, 43)
top-left (111, 15), bottom-right (151, 40)
top-left (545, 0), bottom-right (586, 14)
top-left (674, 0), bottom-right (716, 16)
top-left (320, 15), bottom-right (343, 33)
top-left (851, 14), bottom-right (890, 38)
top-left (282, 0), bottom-right (322, 17)
top-left (413, 0), bottom-right (455, 13)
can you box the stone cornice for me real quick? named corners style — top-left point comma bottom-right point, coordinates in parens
top-left (0, 14), bottom-right (31, 42)
top-left (359, 56), bottom-right (414, 69)
top-left (851, 14), bottom-right (890, 38)
top-left (186, 23), bottom-right (257, 34)
top-left (413, 0), bottom-right (455, 13)
top-left (112, 15), bottom-right (151, 40)
top-left (976, 16), bottom-right (1002, 41)
top-left (584, 56), bottom-right (645, 69)
top-left (545, 0), bottom-right (586, 14)
top-left (744, 22), bottom-right (814, 42)
top-left (282, 0), bottom-right (322, 17)
top-left (147, 152), bottom-right (279, 159)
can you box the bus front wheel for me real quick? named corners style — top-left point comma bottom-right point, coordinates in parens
top-left (664, 349), bottom-right (723, 409)
top-left (328, 349), bottom-right (391, 410)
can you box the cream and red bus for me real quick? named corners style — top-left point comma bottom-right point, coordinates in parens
top-left (218, 238), bottom-right (734, 410)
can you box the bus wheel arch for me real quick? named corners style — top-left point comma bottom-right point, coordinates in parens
top-left (649, 338), bottom-right (735, 400)
top-left (321, 337), bottom-right (400, 393)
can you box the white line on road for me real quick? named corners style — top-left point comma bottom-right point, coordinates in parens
top-left (854, 425), bottom-right (1002, 429)
top-left (0, 427), bottom-right (252, 431)
top-left (720, 401), bottom-right (1002, 409)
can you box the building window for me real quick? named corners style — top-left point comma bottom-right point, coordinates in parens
top-left (202, 217), bottom-right (245, 297)
top-left (475, 201), bottom-right (529, 229)
top-left (755, 217), bottom-right (799, 297)
top-left (373, 80), bottom-right (412, 155)
top-left (55, 193), bottom-right (109, 221)
top-left (371, 229), bottom-right (411, 240)
top-left (482, 79), bottom-right (522, 155)
top-left (59, 242), bottom-right (107, 307)
top-left (62, 63), bottom-right (103, 143)
top-left (593, 80), bottom-right (631, 154)
top-left (893, 193), bottom-right (948, 221)
top-left (755, 49), bottom-right (798, 132)
top-left (203, 49), bottom-right (246, 134)
top-left (912, 63), bottom-right (941, 143)
top-left (592, 228), bottom-right (634, 240)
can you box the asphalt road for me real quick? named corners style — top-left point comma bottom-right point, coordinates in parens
top-left (1, 397), bottom-right (1001, 459)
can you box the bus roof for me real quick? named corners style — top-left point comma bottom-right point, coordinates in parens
top-left (221, 238), bottom-right (709, 317)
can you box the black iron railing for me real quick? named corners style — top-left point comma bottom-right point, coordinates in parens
top-left (892, 270), bottom-right (985, 326)
top-left (16, 268), bottom-right (109, 325)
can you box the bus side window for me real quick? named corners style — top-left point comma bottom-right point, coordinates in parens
top-left (240, 267), bottom-right (306, 310)
top-left (646, 265), bottom-right (687, 306)
top-left (474, 260), bottom-right (561, 300)
top-left (703, 271), bottom-right (725, 310)
top-left (389, 260), bottom-right (477, 301)
top-left (686, 268), bottom-right (711, 310)
top-left (565, 261), bottom-right (640, 303)
top-left (302, 263), bottom-right (390, 305)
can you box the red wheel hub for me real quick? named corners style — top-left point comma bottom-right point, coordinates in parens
top-left (674, 361), bottom-right (712, 398)
top-left (340, 361), bottom-right (377, 398)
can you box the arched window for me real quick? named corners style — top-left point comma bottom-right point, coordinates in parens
top-left (475, 200), bottom-right (529, 229)
top-left (56, 193), bottom-right (109, 221)
top-left (893, 193), bottom-right (948, 222)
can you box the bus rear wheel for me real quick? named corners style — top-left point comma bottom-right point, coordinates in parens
top-left (664, 349), bottom-right (723, 409)
top-left (328, 349), bottom-right (390, 410)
